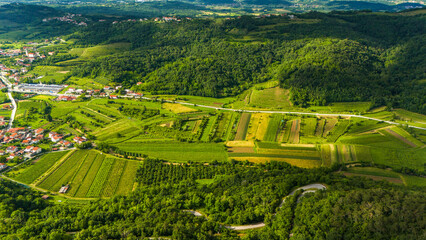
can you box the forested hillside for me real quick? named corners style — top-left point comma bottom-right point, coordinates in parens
top-left (65, 12), bottom-right (426, 113)
top-left (0, 160), bottom-right (424, 239)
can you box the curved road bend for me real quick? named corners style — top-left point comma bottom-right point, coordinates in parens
top-left (187, 183), bottom-right (327, 231)
top-left (0, 76), bottom-right (16, 129)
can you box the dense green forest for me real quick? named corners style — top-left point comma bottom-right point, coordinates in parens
top-left (0, 159), bottom-right (424, 239)
top-left (66, 12), bottom-right (426, 113)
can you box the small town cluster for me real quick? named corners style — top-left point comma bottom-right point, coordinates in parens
top-left (0, 126), bottom-right (87, 164)
top-left (43, 13), bottom-right (88, 26)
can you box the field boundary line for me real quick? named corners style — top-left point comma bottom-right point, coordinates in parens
top-left (83, 106), bottom-right (116, 121)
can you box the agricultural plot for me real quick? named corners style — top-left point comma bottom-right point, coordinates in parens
top-left (322, 119), bottom-right (338, 137)
top-left (74, 154), bottom-right (105, 197)
top-left (37, 150), bottom-right (89, 191)
top-left (310, 102), bottom-right (371, 113)
top-left (14, 151), bottom-right (69, 184)
top-left (67, 151), bottom-right (99, 197)
top-left (86, 158), bottom-right (115, 198)
top-left (234, 113), bottom-right (251, 140)
top-left (281, 120), bottom-right (292, 143)
top-left (35, 150), bottom-right (138, 198)
top-left (249, 87), bottom-right (292, 109)
top-left (263, 115), bottom-right (284, 142)
top-left (369, 147), bottom-right (426, 171)
top-left (246, 113), bottom-right (270, 141)
top-left (200, 115), bottom-right (217, 142)
top-left (315, 119), bottom-right (325, 137)
top-left (113, 141), bottom-right (228, 162)
top-left (229, 142), bottom-right (322, 168)
top-left (102, 160), bottom-right (126, 197)
top-left (115, 161), bottom-right (139, 195)
top-left (163, 103), bottom-right (198, 114)
top-left (326, 120), bottom-right (350, 142)
top-left (94, 119), bottom-right (141, 142)
top-left (301, 117), bottom-right (317, 136)
top-left (346, 120), bottom-right (388, 134)
top-left (288, 119), bottom-right (300, 144)
top-left (386, 127), bottom-right (424, 147)
top-left (338, 133), bottom-right (409, 149)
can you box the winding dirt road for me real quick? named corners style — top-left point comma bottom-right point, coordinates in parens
top-left (187, 183), bottom-right (327, 231)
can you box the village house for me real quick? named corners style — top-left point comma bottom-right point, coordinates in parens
top-left (73, 136), bottom-right (87, 144)
top-left (49, 132), bottom-right (63, 143)
top-left (6, 146), bottom-right (18, 153)
top-left (35, 128), bottom-right (45, 136)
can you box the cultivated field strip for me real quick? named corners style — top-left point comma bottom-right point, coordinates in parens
top-left (264, 115), bottom-right (283, 142)
top-left (15, 151), bottom-right (69, 184)
top-left (234, 113), bottom-right (251, 140)
top-left (102, 159), bottom-right (127, 197)
top-left (288, 119), bottom-right (300, 144)
top-left (86, 158), bottom-right (115, 198)
top-left (115, 161), bottom-right (139, 195)
top-left (67, 152), bottom-right (98, 196)
top-left (322, 119), bottom-right (338, 137)
top-left (74, 154), bottom-right (105, 197)
top-left (327, 120), bottom-right (350, 142)
top-left (37, 150), bottom-right (88, 191)
top-left (302, 118), bottom-right (317, 136)
top-left (315, 119), bottom-right (325, 137)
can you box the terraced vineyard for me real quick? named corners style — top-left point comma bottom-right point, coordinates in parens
top-left (31, 150), bottom-right (138, 198)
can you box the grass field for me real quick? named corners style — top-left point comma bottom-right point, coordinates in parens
top-left (113, 141), bottom-right (228, 162)
top-left (327, 120), bottom-right (350, 142)
top-left (249, 87), bottom-right (292, 109)
top-left (14, 151), bottom-right (69, 184)
top-left (301, 117), bottom-right (317, 136)
top-left (263, 115), bottom-right (283, 142)
top-left (310, 102), bottom-right (371, 113)
top-left (163, 103), bottom-right (198, 114)
top-left (36, 150), bottom-right (138, 198)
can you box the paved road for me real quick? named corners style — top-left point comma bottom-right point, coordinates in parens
top-left (187, 183), bottom-right (327, 231)
top-left (0, 76), bottom-right (17, 129)
top-left (141, 97), bottom-right (426, 131)
top-left (9, 87), bottom-right (425, 130)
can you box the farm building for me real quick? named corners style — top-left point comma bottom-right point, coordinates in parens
top-left (59, 185), bottom-right (69, 194)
